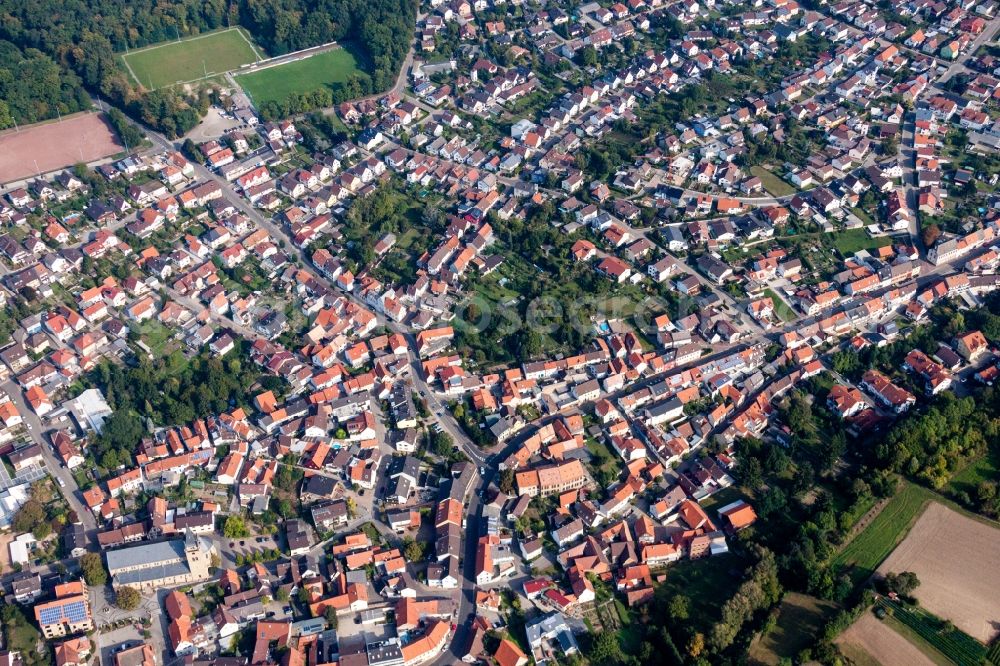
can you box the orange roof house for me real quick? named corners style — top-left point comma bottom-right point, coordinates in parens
top-left (494, 638), bottom-right (528, 666)
top-left (719, 501), bottom-right (758, 531)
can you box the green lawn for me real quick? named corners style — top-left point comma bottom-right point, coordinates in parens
top-left (948, 446), bottom-right (1000, 500)
top-left (699, 485), bottom-right (746, 512)
top-left (121, 28), bottom-right (261, 89)
top-left (851, 207), bottom-right (875, 225)
top-left (831, 482), bottom-right (935, 587)
top-left (655, 554), bottom-right (747, 634)
top-left (764, 289), bottom-right (796, 322)
top-left (750, 593), bottom-right (840, 665)
top-left (828, 228), bottom-right (892, 256)
top-left (236, 47), bottom-right (366, 107)
top-left (135, 319), bottom-right (174, 356)
top-left (750, 166), bottom-right (796, 197)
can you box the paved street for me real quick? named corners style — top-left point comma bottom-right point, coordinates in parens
top-left (1, 379), bottom-right (98, 535)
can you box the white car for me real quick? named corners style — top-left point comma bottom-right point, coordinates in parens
top-left (57, 478), bottom-right (66, 488)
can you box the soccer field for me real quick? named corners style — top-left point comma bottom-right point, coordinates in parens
top-left (122, 28), bottom-right (261, 90)
top-left (236, 48), bottom-right (366, 107)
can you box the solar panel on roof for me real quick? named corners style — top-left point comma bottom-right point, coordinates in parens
top-left (38, 607), bottom-right (64, 624)
top-left (64, 601), bottom-right (88, 622)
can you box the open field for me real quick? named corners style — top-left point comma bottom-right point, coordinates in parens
top-left (750, 166), bottom-right (796, 197)
top-left (831, 482), bottom-right (934, 587)
top-left (236, 47), bottom-right (365, 107)
top-left (828, 228), bottom-right (892, 256)
top-left (877, 502), bottom-right (1000, 643)
top-left (837, 611), bottom-right (938, 666)
top-left (764, 289), bottom-right (796, 322)
top-left (749, 593), bottom-right (839, 665)
top-left (0, 112), bottom-right (123, 184)
top-left (121, 28), bottom-right (261, 90)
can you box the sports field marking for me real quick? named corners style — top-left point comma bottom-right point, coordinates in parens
top-left (235, 47), bottom-right (366, 107)
top-left (121, 28), bottom-right (263, 90)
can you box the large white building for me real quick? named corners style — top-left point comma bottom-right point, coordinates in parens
top-left (106, 530), bottom-right (216, 591)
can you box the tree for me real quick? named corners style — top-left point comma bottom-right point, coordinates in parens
top-left (403, 537), bottom-right (424, 562)
top-left (223, 515), bottom-right (251, 539)
top-left (741, 457), bottom-right (764, 491)
top-left (687, 633), bottom-right (706, 658)
top-left (922, 224), bottom-right (942, 248)
top-left (667, 594), bottom-right (690, 621)
top-left (80, 552), bottom-right (108, 586)
top-left (883, 571), bottom-right (920, 597)
top-left (181, 138), bottom-right (203, 163)
top-left (274, 498), bottom-right (295, 519)
top-left (116, 586), bottom-right (141, 611)
top-left (12, 499), bottom-right (48, 539)
top-left (587, 631), bottom-right (625, 665)
top-left (499, 468), bottom-right (516, 495)
top-left (325, 606), bottom-right (338, 630)
top-left (0, 100), bottom-right (13, 130)
top-left (432, 431), bottom-right (454, 457)
top-left (578, 46), bottom-right (598, 67)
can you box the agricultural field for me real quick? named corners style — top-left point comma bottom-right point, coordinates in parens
top-left (831, 482), bottom-right (934, 587)
top-left (235, 48), bottom-right (365, 107)
top-left (121, 28), bottom-right (261, 90)
top-left (837, 611), bottom-right (938, 666)
top-left (876, 502), bottom-right (1000, 643)
top-left (749, 593), bottom-right (839, 665)
top-left (877, 599), bottom-right (988, 666)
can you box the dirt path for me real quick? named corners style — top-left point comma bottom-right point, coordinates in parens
top-left (842, 496), bottom-right (893, 546)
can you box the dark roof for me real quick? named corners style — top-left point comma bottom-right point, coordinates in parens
top-left (302, 474), bottom-right (336, 499)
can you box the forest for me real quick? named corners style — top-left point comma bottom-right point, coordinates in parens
top-left (0, 0), bottom-right (415, 134)
top-left (0, 41), bottom-right (91, 128)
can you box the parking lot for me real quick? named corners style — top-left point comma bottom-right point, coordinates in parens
top-left (218, 533), bottom-right (279, 565)
top-left (98, 633), bottom-right (148, 666)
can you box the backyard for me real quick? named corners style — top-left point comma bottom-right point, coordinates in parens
top-left (764, 289), bottom-right (796, 322)
top-left (828, 228), bottom-right (892, 257)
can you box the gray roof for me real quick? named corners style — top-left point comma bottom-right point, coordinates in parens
top-left (106, 539), bottom-right (186, 574)
top-left (113, 561), bottom-right (191, 586)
